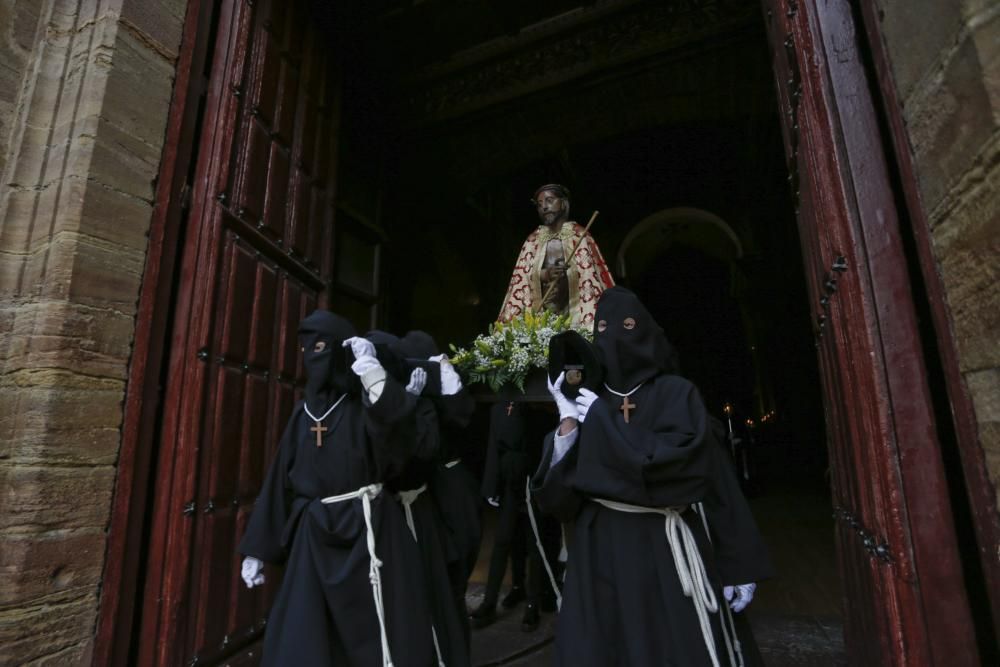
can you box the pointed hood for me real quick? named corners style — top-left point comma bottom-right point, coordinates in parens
top-left (298, 310), bottom-right (356, 413)
top-left (592, 286), bottom-right (678, 391)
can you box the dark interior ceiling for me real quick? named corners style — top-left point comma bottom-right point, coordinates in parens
top-left (334, 0), bottom-right (614, 73)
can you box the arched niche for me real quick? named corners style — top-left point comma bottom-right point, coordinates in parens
top-left (617, 207), bottom-right (744, 280)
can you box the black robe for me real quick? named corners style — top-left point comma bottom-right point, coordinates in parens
top-left (239, 379), bottom-right (436, 667)
top-left (388, 396), bottom-right (470, 667)
top-left (426, 390), bottom-right (481, 640)
top-left (532, 374), bottom-right (773, 666)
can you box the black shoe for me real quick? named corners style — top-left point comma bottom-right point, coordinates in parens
top-left (502, 585), bottom-right (526, 609)
top-left (521, 602), bottom-right (540, 632)
top-left (470, 601), bottom-right (497, 629)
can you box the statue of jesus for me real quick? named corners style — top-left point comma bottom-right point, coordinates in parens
top-left (497, 184), bottom-right (615, 327)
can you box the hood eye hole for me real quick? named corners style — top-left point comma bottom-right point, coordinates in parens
top-left (597, 319), bottom-right (607, 332)
top-left (623, 318), bottom-right (636, 330)
top-left (314, 341), bottom-right (327, 352)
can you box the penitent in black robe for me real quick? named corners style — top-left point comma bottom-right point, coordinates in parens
top-left (532, 374), bottom-right (774, 667)
top-left (426, 389), bottom-right (481, 644)
top-left (239, 378), bottom-right (436, 667)
top-left (389, 395), bottom-right (471, 667)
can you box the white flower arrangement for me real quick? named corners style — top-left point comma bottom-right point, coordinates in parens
top-left (449, 310), bottom-right (592, 392)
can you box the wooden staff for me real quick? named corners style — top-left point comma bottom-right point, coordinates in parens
top-left (538, 210), bottom-right (600, 308)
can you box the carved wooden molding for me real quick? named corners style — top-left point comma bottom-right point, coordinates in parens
top-left (405, 0), bottom-right (760, 123)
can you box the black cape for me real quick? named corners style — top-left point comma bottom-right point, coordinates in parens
top-left (532, 375), bottom-right (774, 666)
top-left (239, 378), bottom-right (436, 667)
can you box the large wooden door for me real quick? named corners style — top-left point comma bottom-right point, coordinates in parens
top-left (761, 1), bottom-right (979, 664)
top-left (135, 0), bottom-right (344, 664)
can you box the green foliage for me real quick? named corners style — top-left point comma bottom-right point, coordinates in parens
top-left (449, 310), bottom-right (592, 393)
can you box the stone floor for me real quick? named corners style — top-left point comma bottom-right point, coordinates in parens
top-left (466, 478), bottom-right (847, 666)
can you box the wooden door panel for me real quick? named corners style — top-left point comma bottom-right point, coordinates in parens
top-left (140, 0), bottom-right (342, 663)
top-left (248, 263), bottom-right (279, 368)
top-left (262, 144), bottom-right (290, 238)
top-left (254, 30), bottom-right (281, 129)
top-left (275, 62), bottom-right (299, 144)
top-left (761, 0), bottom-right (978, 664)
top-left (238, 122), bottom-right (271, 224)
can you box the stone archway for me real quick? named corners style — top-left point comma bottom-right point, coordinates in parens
top-left (616, 206), bottom-right (744, 280)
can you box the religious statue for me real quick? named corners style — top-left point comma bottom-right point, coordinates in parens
top-left (497, 184), bottom-right (615, 326)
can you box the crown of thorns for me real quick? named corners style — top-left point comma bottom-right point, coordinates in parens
top-left (531, 184), bottom-right (571, 204)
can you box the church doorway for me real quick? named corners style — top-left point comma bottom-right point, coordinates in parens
top-left (99, 1), bottom-right (991, 665)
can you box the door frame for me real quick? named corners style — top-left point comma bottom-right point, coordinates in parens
top-left (761, 0), bottom-right (987, 662)
top-left (94, 0), bottom-right (214, 664)
top-left (95, 0), bottom-right (997, 664)
top-left (854, 0), bottom-right (1000, 643)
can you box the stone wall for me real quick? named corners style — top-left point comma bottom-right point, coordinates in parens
top-left (0, 0), bottom-right (185, 663)
top-left (876, 2), bottom-right (1000, 501)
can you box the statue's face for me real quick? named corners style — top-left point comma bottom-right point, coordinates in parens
top-left (535, 190), bottom-right (569, 226)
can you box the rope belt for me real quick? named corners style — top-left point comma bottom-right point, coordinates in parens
top-left (396, 484), bottom-right (427, 541)
top-left (395, 485), bottom-right (446, 667)
top-left (444, 458), bottom-right (461, 469)
top-left (524, 477), bottom-right (563, 610)
top-left (321, 484), bottom-right (393, 667)
top-left (694, 502), bottom-right (744, 667)
top-left (591, 497), bottom-right (722, 667)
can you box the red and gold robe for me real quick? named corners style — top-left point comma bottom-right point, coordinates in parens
top-left (497, 221), bottom-right (615, 327)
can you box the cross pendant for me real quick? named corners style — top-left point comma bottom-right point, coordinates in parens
top-left (506, 401), bottom-right (514, 416)
top-left (620, 397), bottom-right (636, 423)
top-left (311, 422), bottom-right (328, 447)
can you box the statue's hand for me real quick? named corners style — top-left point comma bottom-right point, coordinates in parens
top-left (542, 265), bottom-right (566, 282)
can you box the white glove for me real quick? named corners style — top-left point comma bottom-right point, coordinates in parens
top-left (723, 583), bottom-right (756, 612)
top-left (430, 354), bottom-right (463, 395)
top-left (405, 367), bottom-right (427, 395)
top-left (487, 496), bottom-right (500, 508)
top-left (546, 372), bottom-right (577, 422)
top-left (241, 556), bottom-right (265, 589)
top-left (343, 337), bottom-right (380, 376)
top-left (575, 388), bottom-right (598, 423)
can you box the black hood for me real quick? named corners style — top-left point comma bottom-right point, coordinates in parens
top-left (592, 286), bottom-right (678, 391)
top-left (547, 330), bottom-right (603, 399)
top-left (397, 330), bottom-right (440, 359)
top-left (364, 330), bottom-right (410, 383)
top-left (391, 330), bottom-right (443, 396)
top-left (298, 310), bottom-right (356, 413)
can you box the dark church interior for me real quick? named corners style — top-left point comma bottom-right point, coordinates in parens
top-left (326, 0), bottom-right (843, 663)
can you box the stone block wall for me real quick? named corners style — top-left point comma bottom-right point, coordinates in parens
top-left (876, 2), bottom-right (1000, 502)
top-left (0, 0), bottom-right (185, 663)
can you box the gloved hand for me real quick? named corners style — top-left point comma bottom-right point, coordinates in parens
top-left (723, 583), bottom-right (756, 612)
top-left (405, 367), bottom-right (427, 395)
top-left (546, 372), bottom-right (577, 422)
top-left (430, 354), bottom-right (463, 395)
top-left (343, 337), bottom-right (380, 376)
top-left (575, 388), bottom-right (598, 423)
top-left (487, 496), bottom-right (500, 508)
top-left (241, 556), bottom-right (265, 589)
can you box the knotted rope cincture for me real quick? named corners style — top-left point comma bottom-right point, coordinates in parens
top-left (694, 502), bottom-right (744, 667)
top-left (591, 498), bottom-right (723, 667)
top-left (396, 484), bottom-right (446, 667)
top-left (322, 484), bottom-right (393, 667)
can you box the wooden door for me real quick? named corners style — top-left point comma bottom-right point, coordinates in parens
top-left (135, 0), bottom-right (344, 664)
top-left (760, 1), bottom-right (979, 664)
